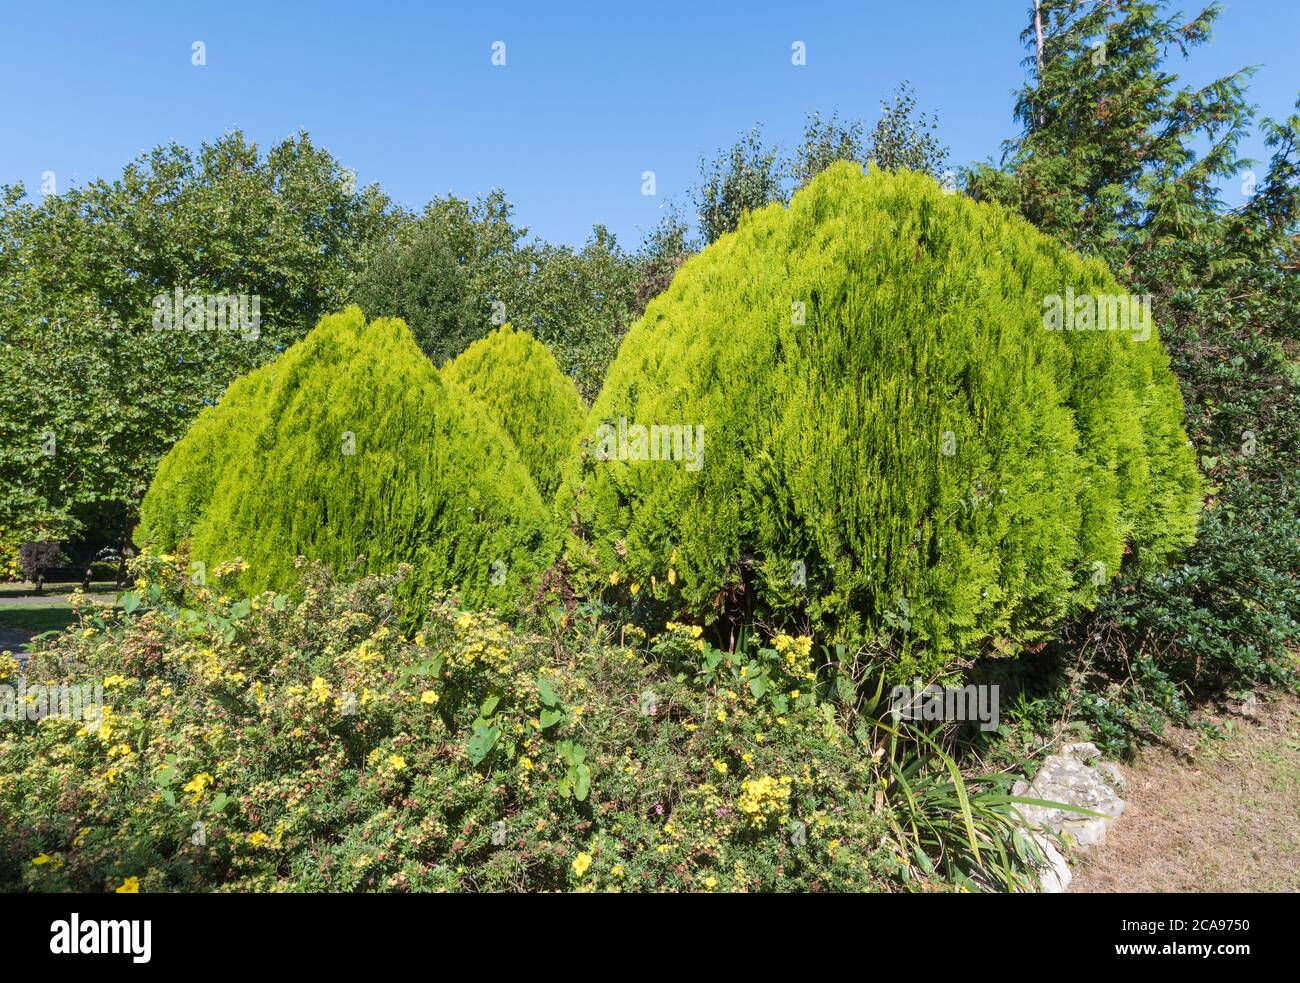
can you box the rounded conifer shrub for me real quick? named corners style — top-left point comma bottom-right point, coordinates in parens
top-left (443, 323), bottom-right (586, 500)
top-left (562, 163), bottom-right (1200, 676)
top-left (136, 307), bottom-right (558, 617)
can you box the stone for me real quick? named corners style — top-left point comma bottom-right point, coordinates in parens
top-left (1094, 760), bottom-right (1128, 797)
top-left (1013, 751), bottom-right (1126, 854)
top-left (1032, 833), bottom-right (1072, 893)
top-left (1062, 740), bottom-right (1102, 764)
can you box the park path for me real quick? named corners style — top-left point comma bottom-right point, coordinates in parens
top-left (0, 626), bottom-right (33, 653)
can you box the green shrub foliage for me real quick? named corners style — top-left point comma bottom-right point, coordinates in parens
top-left (136, 307), bottom-right (558, 616)
top-left (443, 324), bottom-right (587, 500)
top-left (563, 163), bottom-right (1200, 676)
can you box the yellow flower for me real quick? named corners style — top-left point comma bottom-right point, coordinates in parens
top-left (667, 568), bottom-right (677, 585)
top-left (716, 708), bottom-right (727, 723)
top-left (115, 876), bottom-right (140, 894)
top-left (702, 875), bottom-right (718, 890)
top-left (572, 851), bottom-right (593, 877)
top-left (712, 760), bottom-right (728, 775)
top-left (737, 775), bottom-right (794, 827)
top-left (519, 756), bottom-right (534, 771)
top-left (310, 676), bottom-right (330, 704)
top-left (248, 831), bottom-right (271, 848)
top-left (629, 582), bottom-right (640, 595)
top-left (611, 864), bottom-right (625, 878)
top-left (420, 690), bottom-right (439, 705)
top-left (608, 570), bottom-right (622, 586)
top-left (103, 674), bottom-right (128, 688)
top-left (32, 853), bottom-right (52, 866)
top-left (182, 771), bottom-right (214, 803)
top-left (387, 754), bottom-right (407, 772)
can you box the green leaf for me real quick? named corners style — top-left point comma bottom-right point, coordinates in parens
top-left (536, 676), bottom-right (559, 707)
top-left (229, 598), bottom-right (252, 619)
top-left (467, 723), bottom-right (501, 766)
top-left (539, 708), bottom-right (565, 729)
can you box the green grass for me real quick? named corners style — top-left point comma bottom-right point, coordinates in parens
top-left (0, 605), bottom-right (80, 636)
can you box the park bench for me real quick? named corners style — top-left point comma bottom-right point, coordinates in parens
top-left (33, 566), bottom-right (93, 593)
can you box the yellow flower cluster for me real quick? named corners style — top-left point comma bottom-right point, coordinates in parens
top-left (737, 774), bottom-right (793, 827)
top-left (182, 771), bottom-right (214, 804)
top-left (665, 621), bottom-right (703, 639)
top-left (310, 676), bottom-right (331, 704)
top-left (443, 612), bottom-right (514, 673)
top-left (772, 632), bottom-right (814, 676)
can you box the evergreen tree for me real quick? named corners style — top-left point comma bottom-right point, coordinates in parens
top-left (564, 164), bottom-right (1199, 676)
top-left (967, 0), bottom-right (1255, 265)
top-left (443, 324), bottom-right (587, 500)
top-left (137, 308), bottom-right (559, 619)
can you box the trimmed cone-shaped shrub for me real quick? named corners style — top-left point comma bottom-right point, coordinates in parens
top-left (562, 163), bottom-right (1200, 676)
top-left (136, 307), bottom-right (558, 616)
top-left (443, 323), bottom-right (586, 500)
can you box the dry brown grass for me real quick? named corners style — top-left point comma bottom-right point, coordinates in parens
top-left (1070, 691), bottom-right (1300, 892)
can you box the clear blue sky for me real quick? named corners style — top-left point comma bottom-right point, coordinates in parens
top-left (3, 0), bottom-right (1297, 248)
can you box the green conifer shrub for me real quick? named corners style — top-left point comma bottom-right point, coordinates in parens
top-left (136, 307), bottom-right (558, 617)
top-left (562, 163), bottom-right (1200, 677)
top-left (442, 323), bottom-right (587, 500)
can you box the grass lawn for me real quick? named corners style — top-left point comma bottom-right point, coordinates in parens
top-left (0, 605), bottom-right (81, 636)
top-left (1071, 690), bottom-right (1300, 892)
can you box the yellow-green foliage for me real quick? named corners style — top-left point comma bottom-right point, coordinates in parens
top-left (136, 307), bottom-right (558, 616)
top-left (443, 323), bottom-right (586, 499)
top-left (562, 163), bottom-right (1200, 675)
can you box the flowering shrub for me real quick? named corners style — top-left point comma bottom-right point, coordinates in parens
top-left (0, 555), bottom-right (919, 893)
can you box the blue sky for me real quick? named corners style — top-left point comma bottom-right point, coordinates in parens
top-left (3, 0), bottom-right (1296, 248)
